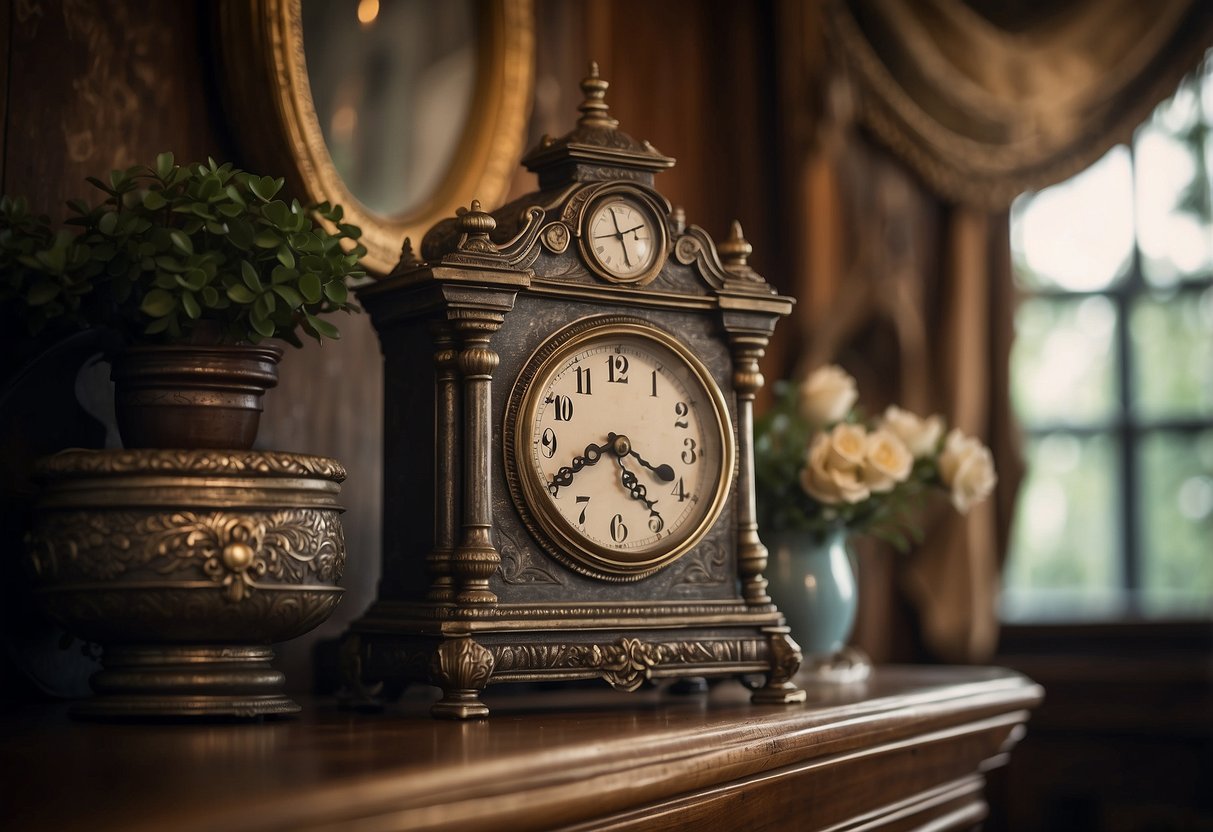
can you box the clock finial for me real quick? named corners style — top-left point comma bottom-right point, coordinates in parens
top-left (455, 199), bottom-right (498, 254)
top-left (719, 220), bottom-right (753, 268)
top-left (578, 60), bottom-right (618, 129)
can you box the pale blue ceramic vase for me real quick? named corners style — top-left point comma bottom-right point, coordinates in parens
top-left (765, 527), bottom-right (857, 657)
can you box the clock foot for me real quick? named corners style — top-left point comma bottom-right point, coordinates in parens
top-left (750, 627), bottom-right (806, 704)
top-left (432, 690), bottom-right (490, 719)
top-left (750, 680), bottom-right (807, 705)
top-left (430, 636), bottom-right (494, 719)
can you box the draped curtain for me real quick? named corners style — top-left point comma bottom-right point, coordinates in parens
top-left (785, 0), bottom-right (1213, 661)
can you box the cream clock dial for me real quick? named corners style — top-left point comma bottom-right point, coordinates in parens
top-left (582, 197), bottom-right (664, 284)
top-left (508, 317), bottom-right (735, 579)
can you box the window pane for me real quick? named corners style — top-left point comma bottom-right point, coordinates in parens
top-left (1011, 146), bottom-right (1133, 291)
top-left (1012, 296), bottom-right (1119, 426)
top-left (1138, 430), bottom-right (1213, 617)
top-left (1130, 289), bottom-right (1213, 419)
top-left (1135, 118), bottom-right (1213, 288)
top-left (1002, 433), bottom-right (1123, 621)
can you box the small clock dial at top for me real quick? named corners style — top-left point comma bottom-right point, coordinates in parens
top-left (512, 320), bottom-right (734, 576)
top-left (586, 199), bottom-right (658, 279)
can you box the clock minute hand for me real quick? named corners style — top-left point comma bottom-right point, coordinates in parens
top-left (615, 456), bottom-right (665, 530)
top-left (608, 206), bottom-right (624, 235)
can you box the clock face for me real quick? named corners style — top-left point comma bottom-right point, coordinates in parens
top-left (508, 318), bottom-right (735, 579)
top-left (584, 198), bottom-right (661, 282)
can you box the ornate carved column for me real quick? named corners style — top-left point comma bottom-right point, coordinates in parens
top-left (446, 202), bottom-right (515, 606)
top-left (427, 321), bottom-right (459, 603)
top-left (450, 309), bottom-right (504, 604)
top-left (719, 222), bottom-right (775, 606)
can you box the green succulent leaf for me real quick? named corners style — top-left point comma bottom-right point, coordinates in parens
top-left (299, 273), bottom-right (322, 303)
top-left (263, 200), bottom-right (292, 229)
top-left (169, 230), bottom-right (193, 255)
top-left (156, 152), bottom-right (174, 179)
top-left (226, 284), bottom-right (256, 304)
top-left (144, 315), bottom-right (172, 335)
top-left (272, 284), bottom-right (303, 309)
top-left (181, 290), bottom-right (201, 319)
top-left (142, 190), bottom-right (167, 211)
top-left (323, 279), bottom-right (348, 304)
top-left (253, 229), bottom-right (281, 249)
top-left (240, 260), bottom-right (262, 291)
top-left (140, 288), bottom-right (176, 317)
top-left (248, 175), bottom-right (283, 202)
top-left (250, 308), bottom-right (275, 338)
top-left (305, 313), bottom-right (340, 340)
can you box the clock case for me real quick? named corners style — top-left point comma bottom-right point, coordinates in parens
top-left (344, 66), bottom-right (805, 718)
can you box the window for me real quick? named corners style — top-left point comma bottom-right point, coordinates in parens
top-left (1002, 57), bottom-right (1213, 622)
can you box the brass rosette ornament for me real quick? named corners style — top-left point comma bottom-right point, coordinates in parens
top-left (25, 449), bottom-right (347, 719)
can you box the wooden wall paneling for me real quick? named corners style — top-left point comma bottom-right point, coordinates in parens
top-left (3, 0), bottom-right (230, 211)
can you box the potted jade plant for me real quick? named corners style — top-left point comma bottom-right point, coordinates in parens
top-left (755, 364), bottom-right (997, 671)
top-left (1, 153), bottom-right (365, 449)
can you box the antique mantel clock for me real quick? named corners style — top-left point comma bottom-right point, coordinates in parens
top-left (345, 64), bottom-right (805, 717)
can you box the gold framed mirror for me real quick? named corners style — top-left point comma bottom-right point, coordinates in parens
top-left (217, 0), bottom-right (534, 275)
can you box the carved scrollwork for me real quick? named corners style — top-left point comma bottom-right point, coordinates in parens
top-left (28, 509), bottom-right (346, 603)
top-left (766, 630), bottom-right (803, 687)
top-left (497, 527), bottom-right (562, 586)
top-left (492, 637), bottom-right (761, 692)
top-left (670, 539), bottom-right (729, 589)
top-left (432, 637), bottom-right (495, 692)
top-left (674, 234), bottom-right (703, 266)
top-left (36, 586), bottom-right (343, 644)
top-left (540, 221), bottom-right (570, 253)
top-left (35, 449), bottom-right (347, 482)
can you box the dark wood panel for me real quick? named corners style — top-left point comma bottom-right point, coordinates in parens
top-left (4, 0), bottom-right (230, 212)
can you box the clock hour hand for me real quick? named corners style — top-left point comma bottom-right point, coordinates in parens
top-left (626, 448), bottom-right (675, 482)
top-left (548, 440), bottom-right (613, 495)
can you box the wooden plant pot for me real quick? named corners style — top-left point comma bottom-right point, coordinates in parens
top-left (110, 343), bottom-right (284, 449)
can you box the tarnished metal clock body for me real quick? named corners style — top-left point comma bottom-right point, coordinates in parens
top-left (344, 65), bottom-right (805, 718)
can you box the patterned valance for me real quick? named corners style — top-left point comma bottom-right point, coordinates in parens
top-left (827, 0), bottom-right (1213, 206)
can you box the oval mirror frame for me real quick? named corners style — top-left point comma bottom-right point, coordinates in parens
top-left (217, 0), bottom-right (534, 275)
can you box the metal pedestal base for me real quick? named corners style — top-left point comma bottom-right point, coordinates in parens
top-left (71, 645), bottom-right (300, 720)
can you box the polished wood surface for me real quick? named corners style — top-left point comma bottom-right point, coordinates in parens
top-left (1, 666), bottom-right (1040, 832)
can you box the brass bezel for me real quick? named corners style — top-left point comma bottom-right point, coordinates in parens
top-left (577, 187), bottom-right (669, 286)
top-left (504, 316), bottom-right (735, 581)
top-left (216, 0), bottom-right (534, 275)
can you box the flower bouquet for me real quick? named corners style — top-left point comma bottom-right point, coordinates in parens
top-left (755, 365), bottom-right (997, 548)
top-left (754, 364), bottom-right (997, 669)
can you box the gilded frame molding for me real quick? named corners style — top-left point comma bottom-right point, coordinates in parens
top-left (216, 0), bottom-right (534, 275)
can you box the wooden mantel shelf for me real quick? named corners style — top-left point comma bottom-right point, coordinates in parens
top-left (1, 666), bottom-right (1041, 832)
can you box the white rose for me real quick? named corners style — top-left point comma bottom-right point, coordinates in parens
top-left (938, 428), bottom-right (998, 513)
top-left (826, 422), bottom-right (867, 470)
top-left (862, 428), bottom-right (913, 493)
top-left (798, 365), bottom-right (858, 427)
top-left (800, 426), bottom-right (871, 505)
top-left (879, 405), bottom-right (944, 459)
